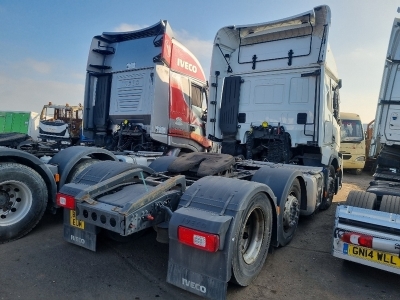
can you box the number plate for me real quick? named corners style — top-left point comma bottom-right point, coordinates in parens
top-left (343, 243), bottom-right (400, 268)
top-left (70, 210), bottom-right (85, 229)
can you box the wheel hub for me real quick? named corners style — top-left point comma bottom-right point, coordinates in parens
top-left (283, 195), bottom-right (300, 228)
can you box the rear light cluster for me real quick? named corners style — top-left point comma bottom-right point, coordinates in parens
top-left (56, 193), bottom-right (76, 210)
top-left (178, 226), bottom-right (219, 252)
top-left (340, 231), bottom-right (400, 254)
top-left (341, 232), bottom-right (373, 248)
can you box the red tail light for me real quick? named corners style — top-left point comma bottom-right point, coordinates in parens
top-left (341, 232), bottom-right (373, 248)
top-left (178, 226), bottom-right (219, 252)
top-left (56, 193), bottom-right (76, 210)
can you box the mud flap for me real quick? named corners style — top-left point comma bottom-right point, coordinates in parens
top-left (167, 206), bottom-right (232, 299)
top-left (167, 263), bottom-right (227, 299)
top-left (63, 209), bottom-right (99, 251)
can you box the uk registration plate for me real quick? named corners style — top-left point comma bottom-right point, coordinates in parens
top-left (343, 243), bottom-right (400, 268)
top-left (70, 210), bottom-right (85, 229)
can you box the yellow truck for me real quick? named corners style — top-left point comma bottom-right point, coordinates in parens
top-left (339, 112), bottom-right (365, 174)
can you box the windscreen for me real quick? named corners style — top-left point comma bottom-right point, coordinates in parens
top-left (340, 119), bottom-right (364, 142)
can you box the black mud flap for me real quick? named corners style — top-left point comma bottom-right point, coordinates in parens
top-left (167, 263), bottom-right (227, 300)
top-left (63, 209), bottom-right (99, 251)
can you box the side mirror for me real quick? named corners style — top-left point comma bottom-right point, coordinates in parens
top-left (337, 79), bottom-right (342, 89)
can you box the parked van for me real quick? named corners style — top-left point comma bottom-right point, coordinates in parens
top-left (339, 112), bottom-right (365, 174)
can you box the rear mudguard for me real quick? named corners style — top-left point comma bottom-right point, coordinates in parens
top-left (167, 176), bottom-right (277, 300)
top-left (251, 166), bottom-right (307, 246)
top-left (49, 146), bottom-right (117, 188)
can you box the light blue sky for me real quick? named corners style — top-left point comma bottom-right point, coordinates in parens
top-left (0, 0), bottom-right (398, 123)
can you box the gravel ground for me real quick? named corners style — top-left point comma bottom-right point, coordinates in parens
top-left (1, 170), bottom-right (399, 300)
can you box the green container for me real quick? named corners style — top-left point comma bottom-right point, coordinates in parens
top-left (0, 111), bottom-right (39, 139)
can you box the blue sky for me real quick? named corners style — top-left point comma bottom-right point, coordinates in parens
top-left (0, 0), bottom-right (398, 123)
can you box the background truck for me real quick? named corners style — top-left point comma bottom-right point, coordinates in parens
top-left (0, 111), bottom-right (39, 140)
top-left (82, 20), bottom-right (210, 158)
top-left (0, 21), bottom-right (209, 243)
top-left (339, 112), bottom-right (366, 175)
top-left (332, 14), bottom-right (400, 275)
top-left (57, 6), bottom-right (342, 299)
top-left (207, 4), bottom-right (342, 208)
top-left (38, 102), bottom-right (83, 146)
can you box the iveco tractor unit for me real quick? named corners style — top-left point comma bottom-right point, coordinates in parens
top-left (82, 20), bottom-right (210, 157)
top-left (332, 13), bottom-right (400, 275)
top-left (0, 21), bottom-right (209, 243)
top-left (58, 6), bottom-right (343, 299)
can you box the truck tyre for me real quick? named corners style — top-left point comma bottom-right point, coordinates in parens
top-left (66, 158), bottom-right (100, 183)
top-left (379, 195), bottom-right (400, 214)
top-left (231, 192), bottom-right (273, 286)
top-left (320, 165), bottom-right (335, 210)
top-left (345, 191), bottom-right (376, 210)
top-left (0, 163), bottom-right (48, 243)
top-left (279, 178), bottom-right (301, 246)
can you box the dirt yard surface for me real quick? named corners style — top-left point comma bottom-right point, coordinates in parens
top-left (1, 170), bottom-right (399, 300)
top-left (334, 170), bottom-right (372, 203)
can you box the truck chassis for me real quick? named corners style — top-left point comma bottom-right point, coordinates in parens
top-left (58, 152), bottom-right (332, 299)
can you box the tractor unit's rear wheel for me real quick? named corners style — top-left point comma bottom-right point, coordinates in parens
top-left (231, 192), bottom-right (273, 286)
top-left (320, 165), bottom-right (335, 210)
top-left (279, 179), bottom-right (301, 246)
top-left (0, 163), bottom-right (48, 243)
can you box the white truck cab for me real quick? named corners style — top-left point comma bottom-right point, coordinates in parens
top-left (207, 5), bottom-right (342, 171)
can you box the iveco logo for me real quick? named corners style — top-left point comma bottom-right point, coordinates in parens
top-left (177, 58), bottom-right (197, 73)
top-left (182, 278), bottom-right (206, 293)
top-left (175, 117), bottom-right (183, 126)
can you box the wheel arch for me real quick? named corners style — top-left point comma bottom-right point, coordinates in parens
top-left (329, 155), bottom-right (340, 171)
top-left (49, 146), bottom-right (118, 189)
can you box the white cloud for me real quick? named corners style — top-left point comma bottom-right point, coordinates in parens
top-left (0, 74), bottom-right (84, 113)
top-left (24, 58), bottom-right (54, 74)
top-left (174, 30), bottom-right (213, 75)
top-left (70, 72), bottom-right (86, 81)
top-left (113, 23), bottom-right (148, 32)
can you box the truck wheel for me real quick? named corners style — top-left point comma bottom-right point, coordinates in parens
top-left (65, 158), bottom-right (100, 183)
top-left (379, 195), bottom-right (400, 214)
top-left (279, 179), bottom-right (301, 246)
top-left (231, 192), bottom-right (273, 286)
top-left (345, 191), bottom-right (376, 209)
top-left (0, 163), bottom-right (48, 243)
top-left (320, 165), bottom-right (335, 210)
